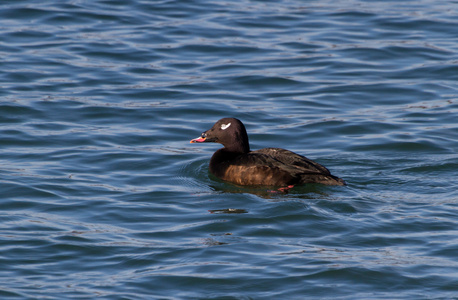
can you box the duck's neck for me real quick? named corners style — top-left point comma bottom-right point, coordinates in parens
top-left (224, 131), bottom-right (250, 154)
top-left (224, 143), bottom-right (250, 154)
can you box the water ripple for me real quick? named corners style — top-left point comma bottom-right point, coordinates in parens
top-left (1, 0), bottom-right (458, 298)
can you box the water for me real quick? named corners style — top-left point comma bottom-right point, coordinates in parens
top-left (1, 0), bottom-right (457, 298)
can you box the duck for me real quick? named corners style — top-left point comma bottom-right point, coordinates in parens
top-left (190, 118), bottom-right (346, 187)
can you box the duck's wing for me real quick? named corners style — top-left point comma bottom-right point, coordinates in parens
top-left (253, 148), bottom-right (346, 186)
top-left (253, 148), bottom-right (331, 174)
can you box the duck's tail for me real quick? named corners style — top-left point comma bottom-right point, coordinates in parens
top-left (298, 173), bottom-right (347, 186)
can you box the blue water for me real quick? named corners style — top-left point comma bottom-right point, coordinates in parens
top-left (1, 0), bottom-right (458, 298)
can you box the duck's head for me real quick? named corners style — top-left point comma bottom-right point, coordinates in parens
top-left (190, 117), bottom-right (250, 153)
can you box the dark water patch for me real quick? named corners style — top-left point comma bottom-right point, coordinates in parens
top-left (0, 6), bottom-right (53, 21)
top-left (230, 75), bottom-right (304, 90)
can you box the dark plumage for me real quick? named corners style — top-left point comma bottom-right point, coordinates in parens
top-left (190, 118), bottom-right (346, 187)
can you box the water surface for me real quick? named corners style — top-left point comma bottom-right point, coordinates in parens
top-left (1, 0), bottom-right (457, 298)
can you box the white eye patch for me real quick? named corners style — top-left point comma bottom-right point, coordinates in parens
top-left (221, 123), bottom-right (231, 130)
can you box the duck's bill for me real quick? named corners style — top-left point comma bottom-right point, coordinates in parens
top-left (190, 137), bottom-right (206, 143)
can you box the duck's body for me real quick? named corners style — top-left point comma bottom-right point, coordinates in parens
top-left (190, 118), bottom-right (345, 187)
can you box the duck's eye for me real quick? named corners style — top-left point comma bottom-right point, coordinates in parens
top-left (201, 132), bottom-right (207, 138)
